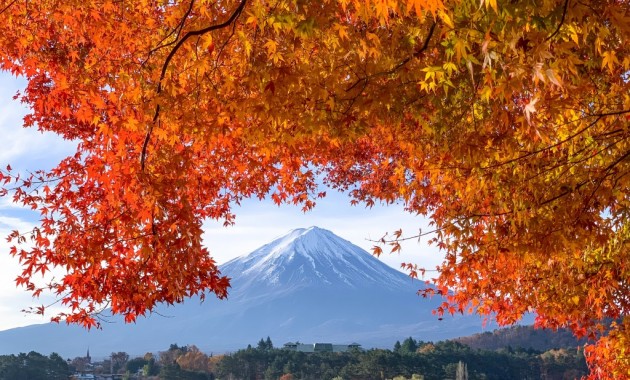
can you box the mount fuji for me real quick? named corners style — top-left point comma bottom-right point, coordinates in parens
top-left (0, 227), bottom-right (490, 357)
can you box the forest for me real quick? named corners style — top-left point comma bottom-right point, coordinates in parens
top-left (214, 339), bottom-right (587, 380)
top-left (452, 325), bottom-right (587, 352)
top-left (0, 337), bottom-right (587, 380)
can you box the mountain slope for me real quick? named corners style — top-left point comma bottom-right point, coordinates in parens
top-left (223, 227), bottom-right (411, 292)
top-left (454, 325), bottom-right (586, 351)
top-left (0, 227), bottom-right (490, 358)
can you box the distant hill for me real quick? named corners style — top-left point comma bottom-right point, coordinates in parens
top-left (454, 325), bottom-right (587, 352)
top-left (0, 227), bottom-right (489, 358)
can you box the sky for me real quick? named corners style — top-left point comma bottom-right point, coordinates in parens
top-left (0, 73), bottom-right (442, 331)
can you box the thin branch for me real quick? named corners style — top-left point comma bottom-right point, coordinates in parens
top-left (212, 11), bottom-right (241, 71)
top-left (159, 0), bottom-right (247, 86)
top-left (545, 0), bottom-right (570, 42)
top-left (0, 0), bottom-right (18, 15)
top-left (538, 179), bottom-right (589, 208)
top-left (141, 0), bottom-right (248, 171)
top-left (345, 19), bottom-right (438, 93)
top-left (142, 0), bottom-right (197, 66)
top-left (603, 148), bottom-right (630, 174)
top-left (480, 109), bottom-right (630, 171)
top-left (367, 227), bottom-right (442, 244)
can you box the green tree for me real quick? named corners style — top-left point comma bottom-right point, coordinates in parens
top-left (393, 341), bottom-right (402, 353)
top-left (110, 352), bottom-right (130, 374)
top-left (0, 352), bottom-right (70, 380)
top-left (257, 336), bottom-right (274, 351)
top-left (400, 337), bottom-right (419, 355)
top-left (126, 357), bottom-right (149, 375)
top-left (257, 338), bottom-right (268, 351)
top-left (46, 353), bottom-right (71, 380)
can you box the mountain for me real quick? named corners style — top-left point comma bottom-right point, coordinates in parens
top-left (0, 227), bottom-right (490, 358)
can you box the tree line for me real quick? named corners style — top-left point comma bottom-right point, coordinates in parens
top-left (0, 352), bottom-right (69, 380)
top-left (453, 325), bottom-right (588, 352)
top-left (0, 337), bottom-right (588, 380)
top-left (215, 339), bottom-right (587, 380)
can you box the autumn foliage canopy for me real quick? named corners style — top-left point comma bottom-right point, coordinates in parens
top-left (0, 0), bottom-right (628, 377)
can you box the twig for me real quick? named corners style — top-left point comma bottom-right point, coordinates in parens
top-left (345, 19), bottom-right (438, 93)
top-left (545, 0), bottom-right (570, 42)
top-left (0, 0), bottom-right (18, 15)
top-left (141, 0), bottom-right (248, 171)
top-left (142, 0), bottom-right (197, 66)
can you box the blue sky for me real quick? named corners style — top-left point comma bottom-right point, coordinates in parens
top-left (0, 73), bottom-right (442, 331)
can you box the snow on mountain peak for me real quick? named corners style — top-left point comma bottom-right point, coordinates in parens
top-left (221, 227), bottom-right (414, 291)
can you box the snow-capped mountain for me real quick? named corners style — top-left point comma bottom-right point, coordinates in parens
top-left (0, 227), bottom-right (490, 358)
top-left (223, 226), bottom-right (411, 291)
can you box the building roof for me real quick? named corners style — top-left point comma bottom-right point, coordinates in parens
top-left (283, 342), bottom-right (362, 353)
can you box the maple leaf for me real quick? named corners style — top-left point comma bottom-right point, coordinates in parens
top-left (524, 97), bottom-right (538, 125)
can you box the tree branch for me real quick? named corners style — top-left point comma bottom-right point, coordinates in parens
top-left (141, 0), bottom-right (248, 171)
top-left (142, 0), bottom-right (197, 66)
top-left (480, 109), bottom-right (630, 171)
top-left (367, 227), bottom-right (443, 245)
top-left (345, 19), bottom-right (438, 93)
top-left (545, 0), bottom-right (570, 42)
top-left (0, 0), bottom-right (18, 16)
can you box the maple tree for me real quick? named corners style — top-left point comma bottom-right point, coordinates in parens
top-left (0, 0), bottom-right (628, 377)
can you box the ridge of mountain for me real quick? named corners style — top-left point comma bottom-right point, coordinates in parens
top-left (0, 226), bottom-right (490, 358)
top-left (454, 325), bottom-right (586, 351)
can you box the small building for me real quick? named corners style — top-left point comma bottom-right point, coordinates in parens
top-left (314, 343), bottom-right (333, 352)
top-left (283, 342), bottom-right (362, 353)
top-left (71, 375), bottom-right (95, 380)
